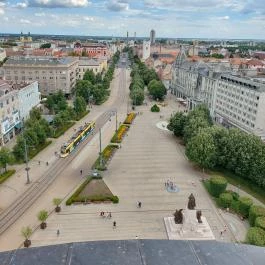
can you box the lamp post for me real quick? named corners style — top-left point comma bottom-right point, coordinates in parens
top-left (21, 121), bottom-right (30, 184)
top-left (99, 128), bottom-right (103, 169)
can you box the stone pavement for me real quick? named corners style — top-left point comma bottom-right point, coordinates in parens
top-left (31, 95), bottom-right (237, 247)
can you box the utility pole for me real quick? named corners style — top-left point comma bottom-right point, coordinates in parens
top-left (99, 128), bottom-right (103, 169)
top-left (24, 138), bottom-right (30, 184)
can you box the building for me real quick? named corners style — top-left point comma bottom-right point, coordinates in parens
top-left (0, 81), bottom-right (20, 146)
top-left (16, 81), bottom-right (41, 121)
top-left (171, 51), bottom-right (265, 139)
top-left (74, 42), bottom-right (108, 58)
top-left (20, 32), bottom-right (32, 43)
top-left (0, 48), bottom-right (6, 62)
top-left (77, 58), bottom-right (107, 79)
top-left (3, 57), bottom-right (79, 96)
top-left (142, 40), bottom-right (151, 61)
top-left (150, 29), bottom-right (156, 45)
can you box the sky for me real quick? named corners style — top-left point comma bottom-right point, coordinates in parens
top-left (0, 0), bottom-right (265, 39)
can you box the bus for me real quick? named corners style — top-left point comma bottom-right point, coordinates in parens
top-left (60, 121), bottom-right (95, 158)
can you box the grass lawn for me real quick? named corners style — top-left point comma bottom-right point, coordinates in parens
top-left (207, 170), bottom-right (265, 205)
top-left (0, 169), bottom-right (16, 184)
top-left (79, 179), bottom-right (113, 198)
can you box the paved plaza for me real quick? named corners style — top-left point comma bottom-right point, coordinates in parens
top-left (31, 99), bottom-right (239, 247)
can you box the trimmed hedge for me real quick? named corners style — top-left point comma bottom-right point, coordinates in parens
top-left (218, 193), bottom-right (233, 208)
top-left (248, 205), bottom-right (265, 226)
top-left (209, 176), bottom-right (227, 197)
top-left (151, 104), bottom-right (160, 112)
top-left (255, 216), bottom-right (265, 230)
top-left (246, 227), bottom-right (265, 246)
top-left (111, 125), bottom-right (129, 143)
top-left (0, 169), bottom-right (16, 184)
top-left (230, 200), bottom-right (240, 212)
top-left (124, 112), bottom-right (136, 124)
top-left (238, 197), bottom-right (253, 218)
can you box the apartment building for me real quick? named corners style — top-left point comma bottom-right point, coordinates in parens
top-left (0, 81), bottom-right (20, 145)
top-left (171, 51), bottom-right (265, 138)
top-left (3, 57), bottom-right (79, 96)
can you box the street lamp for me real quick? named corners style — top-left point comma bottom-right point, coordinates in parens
top-left (21, 121), bottom-right (30, 184)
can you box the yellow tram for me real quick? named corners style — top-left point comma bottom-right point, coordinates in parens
top-left (60, 121), bottom-right (95, 158)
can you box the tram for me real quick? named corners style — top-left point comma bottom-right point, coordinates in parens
top-left (60, 121), bottom-right (95, 158)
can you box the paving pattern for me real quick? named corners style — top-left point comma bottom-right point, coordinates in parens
top-left (31, 102), bottom-right (238, 247)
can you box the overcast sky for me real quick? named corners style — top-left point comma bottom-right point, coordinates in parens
top-left (0, 0), bottom-right (264, 39)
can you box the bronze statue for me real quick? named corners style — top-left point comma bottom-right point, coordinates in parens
top-left (174, 209), bottom-right (183, 224)
top-left (196, 210), bottom-right (203, 223)
top-left (188, 193), bottom-right (196, 210)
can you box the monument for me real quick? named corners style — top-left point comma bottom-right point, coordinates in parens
top-left (163, 194), bottom-right (215, 240)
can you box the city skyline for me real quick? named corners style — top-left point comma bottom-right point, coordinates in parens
top-left (0, 0), bottom-right (265, 39)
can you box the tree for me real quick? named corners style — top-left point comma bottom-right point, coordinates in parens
top-left (53, 198), bottom-right (62, 212)
top-left (37, 210), bottom-right (48, 229)
top-left (75, 80), bottom-right (93, 103)
top-left (40, 43), bottom-right (51, 49)
top-left (74, 96), bottom-right (86, 115)
top-left (130, 88), bottom-right (144, 106)
top-left (83, 69), bottom-right (96, 85)
top-left (186, 129), bottom-right (217, 169)
top-left (21, 226), bottom-right (32, 248)
top-left (148, 80), bottom-right (167, 100)
top-left (167, 112), bottom-right (187, 137)
top-left (13, 136), bottom-right (25, 161)
top-left (0, 148), bottom-right (11, 172)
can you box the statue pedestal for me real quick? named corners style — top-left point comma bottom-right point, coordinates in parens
top-left (164, 209), bottom-right (215, 240)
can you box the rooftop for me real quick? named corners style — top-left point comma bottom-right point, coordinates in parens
top-left (0, 240), bottom-right (264, 265)
top-left (4, 56), bottom-right (78, 66)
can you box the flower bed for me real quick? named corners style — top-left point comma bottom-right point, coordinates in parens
top-left (124, 112), bottom-right (136, 125)
top-left (93, 144), bottom-right (119, 171)
top-left (111, 125), bottom-right (129, 143)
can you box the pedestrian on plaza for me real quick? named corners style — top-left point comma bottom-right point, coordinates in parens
top-left (138, 201), bottom-right (142, 208)
top-left (57, 229), bottom-right (60, 236)
top-left (46, 161), bottom-right (49, 166)
top-left (80, 169), bottom-right (83, 175)
top-left (220, 230), bottom-right (223, 236)
top-left (38, 161), bottom-right (41, 165)
top-left (113, 221), bottom-right (116, 229)
top-left (108, 212), bottom-right (112, 219)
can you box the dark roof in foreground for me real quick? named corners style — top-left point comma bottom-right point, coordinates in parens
top-left (0, 240), bottom-right (264, 265)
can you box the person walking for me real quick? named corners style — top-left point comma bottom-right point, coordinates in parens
top-left (138, 201), bottom-right (142, 208)
top-left (113, 221), bottom-right (116, 229)
top-left (57, 229), bottom-right (60, 236)
top-left (108, 212), bottom-right (112, 219)
top-left (46, 161), bottom-right (49, 166)
top-left (80, 169), bottom-right (83, 175)
top-left (38, 161), bottom-right (41, 165)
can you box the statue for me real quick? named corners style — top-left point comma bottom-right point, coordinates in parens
top-left (188, 193), bottom-right (196, 210)
top-left (174, 209), bottom-right (183, 224)
top-left (196, 210), bottom-right (203, 223)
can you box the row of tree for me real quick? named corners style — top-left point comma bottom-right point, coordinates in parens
top-left (75, 51), bottom-right (120, 105)
top-left (167, 105), bottom-right (265, 189)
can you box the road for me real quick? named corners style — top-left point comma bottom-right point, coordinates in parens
top-left (0, 54), bottom-right (130, 250)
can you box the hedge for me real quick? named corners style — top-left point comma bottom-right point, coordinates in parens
top-left (209, 176), bottom-right (227, 197)
top-left (151, 104), bottom-right (160, 112)
top-left (246, 227), bottom-right (265, 246)
top-left (230, 200), bottom-right (240, 212)
top-left (248, 205), bottom-right (265, 226)
top-left (111, 125), bottom-right (128, 143)
top-left (0, 170), bottom-right (16, 184)
top-left (218, 193), bottom-right (233, 208)
top-left (255, 216), bottom-right (265, 230)
top-left (238, 197), bottom-right (253, 218)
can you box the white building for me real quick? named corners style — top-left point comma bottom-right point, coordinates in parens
top-left (142, 40), bottom-right (151, 61)
top-left (17, 81), bottom-right (41, 121)
top-left (0, 48), bottom-right (6, 62)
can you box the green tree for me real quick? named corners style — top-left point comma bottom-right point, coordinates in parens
top-left (40, 43), bottom-right (51, 49)
top-left (83, 69), bottom-right (96, 85)
top-left (186, 129), bottom-right (217, 169)
top-left (167, 112), bottom-right (187, 137)
top-left (37, 210), bottom-right (48, 229)
top-left (0, 148), bottom-right (11, 172)
top-left (75, 80), bottom-right (93, 103)
top-left (130, 88), bottom-right (144, 106)
top-left (148, 80), bottom-right (167, 100)
top-left (74, 96), bottom-right (86, 115)
top-left (13, 136), bottom-right (25, 161)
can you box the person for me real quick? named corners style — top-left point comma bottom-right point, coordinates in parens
top-left (113, 221), bottom-right (116, 228)
top-left (138, 201), bottom-right (142, 208)
top-left (38, 161), bottom-right (41, 165)
top-left (108, 212), bottom-right (112, 219)
top-left (57, 229), bottom-right (60, 236)
top-left (46, 161), bottom-right (49, 166)
top-left (80, 169), bottom-right (83, 175)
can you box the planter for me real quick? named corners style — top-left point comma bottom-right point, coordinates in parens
top-left (24, 239), bottom-right (31, 248)
top-left (40, 222), bottom-right (47, 229)
top-left (55, 206), bottom-right (61, 213)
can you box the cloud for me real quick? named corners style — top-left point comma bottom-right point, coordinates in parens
top-left (28, 0), bottom-right (90, 8)
top-left (106, 0), bottom-right (129, 12)
top-left (217, 15), bottom-right (230, 20)
top-left (14, 2), bottom-right (28, 8)
top-left (20, 19), bottom-right (31, 24)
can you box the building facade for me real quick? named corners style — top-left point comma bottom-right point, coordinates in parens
top-left (150, 29), bottom-right (156, 45)
top-left (171, 51), bottom-right (265, 139)
top-left (142, 41), bottom-right (151, 61)
top-left (3, 57), bottom-right (79, 96)
top-left (77, 58), bottom-right (106, 79)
